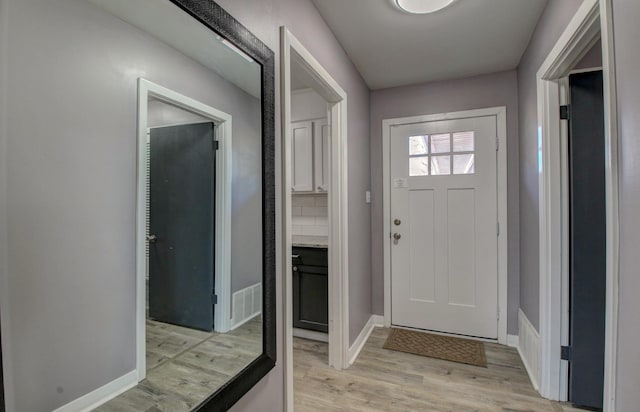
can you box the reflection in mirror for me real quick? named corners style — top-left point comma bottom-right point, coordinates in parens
top-left (78, 0), bottom-right (265, 410)
top-left (0, 0), bottom-right (274, 409)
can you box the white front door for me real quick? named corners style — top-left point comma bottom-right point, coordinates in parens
top-left (390, 115), bottom-right (498, 339)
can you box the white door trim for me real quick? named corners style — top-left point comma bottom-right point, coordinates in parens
top-left (536, 0), bottom-right (619, 409)
top-left (382, 106), bottom-right (508, 345)
top-left (136, 78), bottom-right (232, 382)
top-left (280, 27), bottom-right (350, 412)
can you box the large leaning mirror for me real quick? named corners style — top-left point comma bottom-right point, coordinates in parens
top-left (0, 0), bottom-right (275, 411)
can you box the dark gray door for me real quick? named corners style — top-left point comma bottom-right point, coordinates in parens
top-left (149, 122), bottom-right (216, 332)
top-left (568, 70), bottom-right (605, 409)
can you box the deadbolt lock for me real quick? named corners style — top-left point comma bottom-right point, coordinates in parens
top-left (394, 219), bottom-right (401, 226)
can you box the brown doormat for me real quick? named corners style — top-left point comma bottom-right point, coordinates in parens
top-left (383, 328), bottom-right (487, 367)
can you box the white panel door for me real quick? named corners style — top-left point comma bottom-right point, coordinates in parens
top-left (291, 121), bottom-right (314, 192)
top-left (314, 119), bottom-right (329, 192)
top-left (390, 116), bottom-right (498, 339)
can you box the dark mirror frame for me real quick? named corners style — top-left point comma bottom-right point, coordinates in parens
top-left (0, 0), bottom-right (275, 411)
top-left (165, 1), bottom-right (277, 410)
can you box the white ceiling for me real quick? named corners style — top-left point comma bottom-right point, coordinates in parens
top-left (311, 0), bottom-right (548, 90)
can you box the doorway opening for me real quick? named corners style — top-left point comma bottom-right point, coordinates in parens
top-left (281, 27), bottom-right (350, 412)
top-left (559, 66), bottom-right (606, 410)
top-left (135, 79), bottom-right (236, 381)
top-left (536, 1), bottom-right (619, 410)
top-left (382, 107), bottom-right (509, 345)
top-left (289, 85), bottom-right (331, 345)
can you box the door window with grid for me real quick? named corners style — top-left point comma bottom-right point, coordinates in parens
top-left (409, 131), bottom-right (475, 176)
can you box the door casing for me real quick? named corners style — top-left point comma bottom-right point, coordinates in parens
top-left (382, 107), bottom-right (508, 345)
top-left (281, 26), bottom-right (351, 412)
top-left (535, 1), bottom-right (619, 407)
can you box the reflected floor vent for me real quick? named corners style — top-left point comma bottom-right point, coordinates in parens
top-left (230, 282), bottom-right (262, 330)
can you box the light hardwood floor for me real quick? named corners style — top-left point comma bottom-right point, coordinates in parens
top-left (96, 317), bottom-right (261, 412)
top-left (294, 328), bottom-right (588, 412)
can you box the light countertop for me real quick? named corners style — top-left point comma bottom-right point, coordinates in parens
top-left (292, 235), bottom-right (328, 249)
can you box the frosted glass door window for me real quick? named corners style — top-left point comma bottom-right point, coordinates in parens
top-left (453, 131), bottom-right (475, 152)
top-left (408, 131), bottom-right (476, 176)
top-left (431, 155), bottom-right (451, 176)
top-left (453, 154), bottom-right (475, 174)
top-left (409, 135), bottom-right (429, 155)
top-left (409, 156), bottom-right (430, 176)
top-left (430, 133), bottom-right (450, 153)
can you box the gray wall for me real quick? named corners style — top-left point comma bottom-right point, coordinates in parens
top-left (516, 0), bottom-right (584, 330)
top-left (369, 70), bottom-right (520, 334)
top-left (574, 39), bottom-right (603, 70)
top-left (0, 0), bottom-right (372, 410)
top-left (291, 88), bottom-right (327, 122)
top-left (215, 0), bottom-right (373, 409)
top-left (147, 100), bottom-right (209, 128)
top-left (611, 0), bottom-right (640, 408)
top-left (0, 0), bottom-right (262, 409)
top-left (219, 0), bottom-right (374, 357)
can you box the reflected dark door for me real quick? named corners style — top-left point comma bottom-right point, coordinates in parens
top-left (568, 70), bottom-right (606, 409)
top-left (149, 122), bottom-right (216, 332)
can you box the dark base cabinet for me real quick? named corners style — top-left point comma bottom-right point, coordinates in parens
top-left (292, 247), bottom-right (328, 333)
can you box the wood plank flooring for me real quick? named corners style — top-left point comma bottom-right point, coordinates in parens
top-left (96, 317), bottom-right (261, 412)
top-left (294, 328), bottom-right (589, 412)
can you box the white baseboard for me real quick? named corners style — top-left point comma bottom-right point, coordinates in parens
top-left (52, 370), bottom-right (137, 412)
top-left (518, 309), bottom-right (541, 391)
top-left (293, 328), bottom-right (328, 343)
top-left (507, 334), bottom-right (519, 348)
top-left (348, 315), bottom-right (384, 365)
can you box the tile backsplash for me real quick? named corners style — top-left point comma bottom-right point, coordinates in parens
top-left (292, 194), bottom-right (328, 236)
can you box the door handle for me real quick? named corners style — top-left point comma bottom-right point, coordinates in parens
top-left (146, 234), bottom-right (157, 243)
top-left (393, 233), bottom-right (401, 240)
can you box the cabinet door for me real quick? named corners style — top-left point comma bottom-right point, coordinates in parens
top-left (291, 121), bottom-right (314, 192)
top-left (292, 265), bottom-right (328, 332)
top-left (292, 248), bottom-right (328, 332)
top-left (314, 120), bottom-right (330, 192)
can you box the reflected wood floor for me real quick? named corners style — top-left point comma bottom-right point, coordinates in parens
top-left (96, 317), bottom-right (261, 412)
top-left (294, 328), bottom-right (589, 412)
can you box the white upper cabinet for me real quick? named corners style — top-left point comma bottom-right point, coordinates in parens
top-left (292, 121), bottom-right (314, 192)
top-left (291, 118), bottom-right (329, 193)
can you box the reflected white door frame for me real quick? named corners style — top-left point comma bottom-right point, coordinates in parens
top-left (135, 78), bottom-right (233, 382)
top-left (281, 27), bottom-right (350, 412)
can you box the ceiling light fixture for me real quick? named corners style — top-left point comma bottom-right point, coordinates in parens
top-left (393, 0), bottom-right (457, 14)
